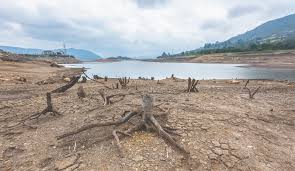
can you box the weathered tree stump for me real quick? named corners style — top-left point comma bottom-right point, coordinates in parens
top-left (77, 86), bottom-right (86, 98)
top-left (118, 77), bottom-right (130, 89)
top-left (186, 77), bottom-right (199, 92)
top-left (243, 80), bottom-right (261, 99)
top-left (57, 94), bottom-right (189, 157)
top-left (31, 93), bottom-right (60, 119)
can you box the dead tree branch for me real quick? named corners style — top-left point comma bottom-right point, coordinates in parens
top-left (51, 76), bottom-right (80, 94)
top-left (243, 80), bottom-right (261, 99)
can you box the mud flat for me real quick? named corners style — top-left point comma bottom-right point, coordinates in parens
top-left (0, 61), bottom-right (295, 171)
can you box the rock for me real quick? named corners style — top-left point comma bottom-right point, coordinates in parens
top-left (212, 148), bottom-right (223, 156)
top-left (220, 144), bottom-right (229, 150)
top-left (63, 77), bottom-right (71, 82)
top-left (222, 150), bottom-right (229, 155)
top-left (133, 155), bottom-right (144, 162)
top-left (226, 80), bottom-right (240, 84)
top-left (50, 62), bottom-right (62, 68)
top-left (55, 155), bottom-right (78, 170)
top-left (212, 141), bottom-right (220, 147)
top-left (15, 77), bottom-right (27, 82)
top-left (209, 153), bottom-right (218, 160)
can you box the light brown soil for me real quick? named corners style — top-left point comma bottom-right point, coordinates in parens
top-left (153, 50), bottom-right (295, 69)
top-left (0, 61), bottom-right (295, 171)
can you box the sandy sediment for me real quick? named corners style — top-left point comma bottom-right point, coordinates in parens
top-left (0, 61), bottom-right (295, 171)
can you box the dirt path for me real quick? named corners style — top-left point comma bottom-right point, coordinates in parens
top-left (0, 61), bottom-right (295, 171)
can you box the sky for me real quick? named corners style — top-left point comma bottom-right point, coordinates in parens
top-left (0, 0), bottom-right (295, 58)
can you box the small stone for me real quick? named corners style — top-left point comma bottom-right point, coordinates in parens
top-left (212, 141), bottom-right (220, 147)
top-left (208, 153), bottom-right (218, 160)
top-left (220, 144), bottom-right (229, 149)
top-left (133, 155), bottom-right (144, 162)
top-left (55, 155), bottom-right (78, 170)
top-left (212, 148), bottom-right (223, 156)
top-left (222, 150), bottom-right (229, 155)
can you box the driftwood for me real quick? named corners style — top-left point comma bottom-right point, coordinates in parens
top-left (57, 94), bottom-right (189, 157)
top-left (77, 86), bottom-right (86, 98)
top-left (243, 80), bottom-right (261, 99)
top-left (51, 76), bottom-right (81, 94)
top-left (118, 77), bottom-right (130, 89)
top-left (98, 91), bottom-right (126, 106)
top-left (186, 77), bottom-right (199, 92)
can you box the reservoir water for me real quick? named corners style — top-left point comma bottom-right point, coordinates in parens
top-left (63, 61), bottom-right (295, 81)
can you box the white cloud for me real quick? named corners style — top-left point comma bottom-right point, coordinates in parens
top-left (0, 0), bottom-right (295, 57)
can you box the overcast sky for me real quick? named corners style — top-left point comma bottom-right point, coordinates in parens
top-left (0, 0), bottom-right (295, 57)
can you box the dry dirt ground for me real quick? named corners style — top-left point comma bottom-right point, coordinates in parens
top-left (0, 61), bottom-right (295, 171)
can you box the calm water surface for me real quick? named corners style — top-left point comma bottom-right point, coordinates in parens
top-left (63, 61), bottom-right (295, 81)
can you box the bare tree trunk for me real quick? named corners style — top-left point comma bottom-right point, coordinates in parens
top-left (243, 80), bottom-right (261, 99)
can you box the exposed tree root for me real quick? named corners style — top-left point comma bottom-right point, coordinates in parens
top-left (98, 90), bottom-right (127, 105)
top-left (243, 80), bottom-right (261, 99)
top-left (57, 111), bottom-right (139, 140)
top-left (57, 94), bottom-right (189, 157)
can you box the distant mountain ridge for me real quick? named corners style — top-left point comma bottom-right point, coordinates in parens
top-left (0, 46), bottom-right (101, 61)
top-left (163, 13), bottom-right (295, 58)
top-left (228, 13), bottom-right (295, 44)
top-left (202, 13), bottom-right (295, 50)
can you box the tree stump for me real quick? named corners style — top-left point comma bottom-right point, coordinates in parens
top-left (31, 93), bottom-right (60, 119)
top-left (77, 86), bottom-right (86, 98)
top-left (243, 80), bottom-right (261, 99)
top-left (57, 94), bottom-right (189, 158)
top-left (118, 77), bottom-right (130, 89)
top-left (186, 77), bottom-right (199, 92)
